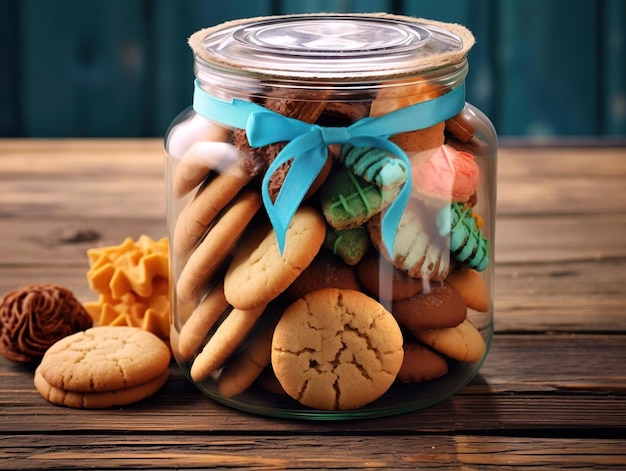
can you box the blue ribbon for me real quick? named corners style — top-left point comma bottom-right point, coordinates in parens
top-left (192, 79), bottom-right (466, 256)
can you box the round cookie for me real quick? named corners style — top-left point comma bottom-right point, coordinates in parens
top-left (391, 282), bottom-right (467, 331)
top-left (271, 288), bottom-right (404, 411)
top-left (397, 341), bottom-right (448, 383)
top-left (445, 266), bottom-right (490, 312)
top-left (224, 206), bottom-right (326, 310)
top-left (285, 250), bottom-right (361, 300)
top-left (413, 318), bottom-right (486, 363)
top-left (35, 326), bottom-right (171, 408)
top-left (34, 368), bottom-right (169, 410)
top-left (356, 251), bottom-right (424, 301)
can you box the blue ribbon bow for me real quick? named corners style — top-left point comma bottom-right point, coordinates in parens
top-left (192, 79), bottom-right (466, 256)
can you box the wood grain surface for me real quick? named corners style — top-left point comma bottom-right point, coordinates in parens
top-left (1, 140), bottom-right (625, 469)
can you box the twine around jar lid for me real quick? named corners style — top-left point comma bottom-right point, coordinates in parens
top-left (188, 13), bottom-right (475, 82)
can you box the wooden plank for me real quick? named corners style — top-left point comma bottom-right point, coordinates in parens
top-left (19, 0), bottom-right (149, 137)
top-left (0, 0), bottom-right (19, 136)
top-left (279, 0), bottom-right (392, 14)
top-left (498, 0), bottom-right (600, 136)
top-left (603, 0), bottom-right (626, 135)
top-left (2, 335), bottom-right (625, 433)
top-left (151, 0), bottom-right (274, 137)
top-left (1, 434), bottom-right (625, 470)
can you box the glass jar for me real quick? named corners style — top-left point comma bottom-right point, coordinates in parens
top-left (165, 13), bottom-right (497, 420)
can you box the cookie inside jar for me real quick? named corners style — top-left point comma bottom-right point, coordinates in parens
top-left (166, 13), bottom-right (496, 419)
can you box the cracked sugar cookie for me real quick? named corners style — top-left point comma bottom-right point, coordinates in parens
top-left (271, 288), bottom-right (404, 410)
top-left (34, 326), bottom-right (170, 409)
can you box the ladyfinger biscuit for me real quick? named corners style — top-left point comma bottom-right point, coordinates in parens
top-left (173, 141), bottom-right (241, 198)
top-left (176, 190), bottom-right (262, 304)
top-left (190, 304), bottom-right (266, 382)
top-left (173, 171), bottom-right (252, 256)
top-left (177, 283), bottom-right (229, 361)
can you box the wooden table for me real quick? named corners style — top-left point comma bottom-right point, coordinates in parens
top-left (1, 139), bottom-right (625, 469)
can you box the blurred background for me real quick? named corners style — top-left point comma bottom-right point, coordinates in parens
top-left (1, 0), bottom-right (625, 141)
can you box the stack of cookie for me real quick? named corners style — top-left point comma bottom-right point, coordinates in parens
top-left (168, 81), bottom-right (491, 412)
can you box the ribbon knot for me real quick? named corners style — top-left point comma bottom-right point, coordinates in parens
top-left (192, 79), bottom-right (466, 256)
top-left (320, 126), bottom-right (352, 145)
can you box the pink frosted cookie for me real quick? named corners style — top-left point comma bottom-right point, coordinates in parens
top-left (411, 144), bottom-right (479, 203)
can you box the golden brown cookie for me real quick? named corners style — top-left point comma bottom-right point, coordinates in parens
top-left (217, 310), bottom-right (281, 397)
top-left (34, 326), bottom-right (170, 409)
top-left (173, 170), bottom-right (253, 256)
top-left (390, 122), bottom-right (446, 154)
top-left (271, 288), bottom-right (404, 410)
top-left (445, 266), bottom-right (490, 312)
top-left (190, 304), bottom-right (267, 382)
top-left (397, 340), bottom-right (448, 383)
top-left (413, 319), bottom-right (486, 363)
top-left (176, 190), bottom-right (262, 304)
top-left (391, 282), bottom-right (467, 331)
top-left (224, 206), bottom-right (326, 310)
top-left (172, 124), bottom-right (233, 198)
top-left (176, 282), bottom-right (229, 361)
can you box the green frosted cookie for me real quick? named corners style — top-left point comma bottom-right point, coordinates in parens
top-left (323, 226), bottom-right (371, 266)
top-left (320, 168), bottom-right (400, 230)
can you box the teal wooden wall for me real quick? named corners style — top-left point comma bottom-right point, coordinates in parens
top-left (1, 0), bottom-right (625, 139)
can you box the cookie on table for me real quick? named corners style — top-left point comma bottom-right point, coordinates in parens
top-left (271, 288), bottom-right (404, 410)
top-left (34, 326), bottom-right (170, 409)
top-left (223, 206), bottom-right (326, 310)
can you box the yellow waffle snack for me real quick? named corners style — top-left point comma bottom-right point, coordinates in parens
top-left (84, 236), bottom-right (170, 342)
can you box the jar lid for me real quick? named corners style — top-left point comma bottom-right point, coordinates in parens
top-left (189, 13), bottom-right (474, 80)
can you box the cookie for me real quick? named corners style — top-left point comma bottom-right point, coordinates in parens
top-left (176, 190), bottom-right (262, 304)
top-left (392, 282), bottom-right (467, 330)
top-left (0, 284), bottom-right (93, 363)
top-left (34, 368), bottom-right (169, 410)
top-left (223, 206), bottom-right (326, 310)
top-left (323, 225), bottom-right (371, 266)
top-left (320, 167), bottom-right (400, 230)
top-left (190, 303), bottom-right (267, 382)
top-left (413, 318), bottom-right (486, 363)
top-left (338, 145), bottom-right (408, 190)
top-left (369, 79), bottom-right (444, 117)
top-left (390, 122), bottom-right (446, 154)
top-left (412, 144), bottom-right (480, 203)
top-left (217, 309), bottom-right (282, 397)
top-left (173, 170), bottom-right (253, 256)
top-left (437, 202), bottom-right (489, 271)
top-left (34, 326), bottom-right (171, 409)
top-left (367, 201), bottom-right (452, 282)
top-left (445, 266), bottom-right (490, 312)
top-left (397, 340), bottom-right (448, 383)
top-left (271, 288), bottom-right (404, 410)
top-left (176, 282), bottom-right (229, 361)
top-left (285, 250), bottom-right (361, 300)
top-left (355, 251), bottom-right (424, 301)
top-left (171, 121), bottom-right (233, 198)
top-left (445, 109), bottom-right (475, 143)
